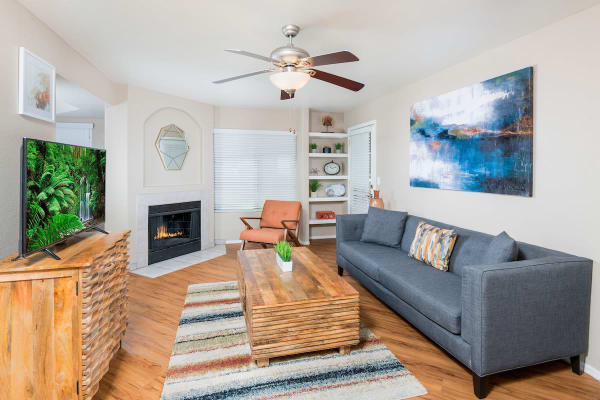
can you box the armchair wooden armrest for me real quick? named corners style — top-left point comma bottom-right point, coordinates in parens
top-left (240, 216), bottom-right (261, 230)
top-left (280, 219), bottom-right (299, 230)
top-left (281, 219), bottom-right (301, 247)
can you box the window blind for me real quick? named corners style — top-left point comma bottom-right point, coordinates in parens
top-left (349, 128), bottom-right (371, 214)
top-left (214, 129), bottom-right (297, 211)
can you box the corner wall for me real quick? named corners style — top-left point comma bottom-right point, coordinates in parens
top-left (0, 0), bottom-right (120, 258)
top-left (344, 5), bottom-right (600, 376)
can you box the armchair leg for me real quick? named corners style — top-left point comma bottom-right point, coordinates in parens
top-left (473, 374), bottom-right (489, 399)
top-left (571, 355), bottom-right (584, 375)
top-left (337, 266), bottom-right (344, 276)
top-left (240, 240), bottom-right (246, 250)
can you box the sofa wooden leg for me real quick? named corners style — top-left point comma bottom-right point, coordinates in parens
top-left (571, 355), bottom-right (584, 375)
top-left (473, 374), bottom-right (488, 399)
top-left (240, 240), bottom-right (246, 250)
top-left (337, 266), bottom-right (343, 276)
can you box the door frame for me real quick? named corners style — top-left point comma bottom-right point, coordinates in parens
top-left (347, 120), bottom-right (376, 214)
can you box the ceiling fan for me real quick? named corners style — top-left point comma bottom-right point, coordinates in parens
top-left (213, 24), bottom-right (364, 100)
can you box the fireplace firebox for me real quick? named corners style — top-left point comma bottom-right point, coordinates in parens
top-left (148, 201), bottom-right (201, 264)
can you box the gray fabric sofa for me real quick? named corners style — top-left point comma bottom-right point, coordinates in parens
top-left (336, 212), bottom-right (592, 398)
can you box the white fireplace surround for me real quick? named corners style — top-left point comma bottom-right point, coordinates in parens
top-left (134, 190), bottom-right (214, 269)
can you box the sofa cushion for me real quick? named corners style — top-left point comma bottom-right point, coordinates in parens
top-left (408, 221), bottom-right (458, 271)
top-left (378, 256), bottom-right (462, 334)
top-left (483, 231), bottom-right (518, 264)
top-left (338, 241), bottom-right (406, 282)
top-left (360, 207), bottom-right (408, 247)
top-left (401, 215), bottom-right (494, 276)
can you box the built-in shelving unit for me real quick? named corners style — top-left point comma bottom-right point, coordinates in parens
top-left (309, 219), bottom-right (336, 225)
top-left (308, 175), bottom-right (348, 180)
top-left (305, 112), bottom-right (349, 242)
top-left (309, 153), bottom-right (348, 158)
top-left (308, 132), bottom-right (348, 139)
top-left (308, 197), bottom-right (348, 202)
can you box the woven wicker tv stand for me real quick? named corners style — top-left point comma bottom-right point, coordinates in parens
top-left (0, 231), bottom-right (129, 399)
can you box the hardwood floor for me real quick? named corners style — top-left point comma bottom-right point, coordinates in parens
top-left (95, 240), bottom-right (600, 399)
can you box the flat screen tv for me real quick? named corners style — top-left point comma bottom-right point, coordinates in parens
top-left (20, 138), bottom-right (106, 258)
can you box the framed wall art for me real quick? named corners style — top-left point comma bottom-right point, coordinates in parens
top-left (18, 47), bottom-right (56, 122)
top-left (410, 67), bottom-right (533, 196)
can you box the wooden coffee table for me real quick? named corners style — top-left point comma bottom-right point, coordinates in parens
top-left (236, 247), bottom-right (360, 367)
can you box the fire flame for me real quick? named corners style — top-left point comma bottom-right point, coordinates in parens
top-left (154, 225), bottom-right (183, 240)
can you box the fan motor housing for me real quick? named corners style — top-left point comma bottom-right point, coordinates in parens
top-left (271, 46), bottom-right (310, 66)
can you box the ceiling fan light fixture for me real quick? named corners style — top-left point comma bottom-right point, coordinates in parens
top-left (269, 71), bottom-right (310, 91)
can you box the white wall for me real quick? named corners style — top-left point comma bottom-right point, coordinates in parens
top-left (0, 0), bottom-right (120, 258)
top-left (104, 102), bottom-right (128, 232)
top-left (344, 5), bottom-right (600, 375)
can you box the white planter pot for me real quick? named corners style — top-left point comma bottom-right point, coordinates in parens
top-left (311, 149), bottom-right (318, 153)
top-left (276, 253), bottom-right (293, 272)
top-left (335, 149), bottom-right (342, 153)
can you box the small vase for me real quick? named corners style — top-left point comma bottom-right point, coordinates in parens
top-left (369, 190), bottom-right (384, 209)
top-left (276, 253), bottom-right (293, 272)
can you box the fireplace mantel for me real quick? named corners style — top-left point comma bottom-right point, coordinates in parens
top-left (134, 190), bottom-right (213, 269)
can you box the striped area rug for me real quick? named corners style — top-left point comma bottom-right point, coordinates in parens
top-left (161, 281), bottom-right (427, 400)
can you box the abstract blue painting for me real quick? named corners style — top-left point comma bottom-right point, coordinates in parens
top-left (410, 67), bottom-right (533, 196)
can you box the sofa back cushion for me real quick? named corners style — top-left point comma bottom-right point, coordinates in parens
top-left (401, 215), bottom-right (494, 276)
top-left (400, 215), bottom-right (569, 276)
top-left (360, 207), bottom-right (407, 247)
top-left (483, 231), bottom-right (518, 264)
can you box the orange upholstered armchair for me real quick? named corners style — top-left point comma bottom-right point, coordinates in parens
top-left (239, 200), bottom-right (302, 250)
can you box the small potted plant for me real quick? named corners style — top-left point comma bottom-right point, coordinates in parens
top-left (275, 241), bottom-right (293, 272)
top-left (335, 143), bottom-right (343, 153)
top-left (310, 143), bottom-right (318, 153)
top-left (309, 180), bottom-right (322, 197)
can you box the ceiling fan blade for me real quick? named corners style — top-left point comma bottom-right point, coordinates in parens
top-left (225, 49), bottom-right (279, 64)
top-left (280, 90), bottom-right (295, 100)
top-left (213, 70), bottom-right (271, 84)
top-left (304, 51), bottom-right (359, 67)
top-left (310, 69), bottom-right (364, 91)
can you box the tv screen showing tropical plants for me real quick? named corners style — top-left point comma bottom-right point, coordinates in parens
top-left (23, 138), bottom-right (106, 254)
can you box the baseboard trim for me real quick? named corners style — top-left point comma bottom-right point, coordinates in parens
top-left (215, 239), bottom-right (242, 245)
top-left (310, 234), bottom-right (336, 240)
top-left (585, 362), bottom-right (600, 381)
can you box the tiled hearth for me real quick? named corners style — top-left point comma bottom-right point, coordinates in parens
top-left (131, 245), bottom-right (226, 278)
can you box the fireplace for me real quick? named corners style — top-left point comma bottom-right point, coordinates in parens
top-left (148, 201), bottom-right (201, 264)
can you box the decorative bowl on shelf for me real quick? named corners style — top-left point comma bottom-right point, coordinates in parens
top-left (325, 183), bottom-right (346, 197)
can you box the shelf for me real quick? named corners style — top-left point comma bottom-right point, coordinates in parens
top-left (309, 132), bottom-right (348, 139)
top-left (308, 175), bottom-right (348, 180)
top-left (308, 197), bottom-right (348, 202)
top-left (309, 219), bottom-right (336, 225)
top-left (309, 153), bottom-right (348, 158)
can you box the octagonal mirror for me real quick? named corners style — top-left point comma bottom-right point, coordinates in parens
top-left (155, 124), bottom-right (189, 170)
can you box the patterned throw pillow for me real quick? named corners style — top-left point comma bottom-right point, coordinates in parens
top-left (408, 221), bottom-right (458, 271)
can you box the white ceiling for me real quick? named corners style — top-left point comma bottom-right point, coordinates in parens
top-left (56, 75), bottom-right (105, 118)
top-left (21, 0), bottom-right (600, 112)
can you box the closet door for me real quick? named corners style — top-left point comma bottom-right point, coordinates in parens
top-left (348, 123), bottom-right (375, 214)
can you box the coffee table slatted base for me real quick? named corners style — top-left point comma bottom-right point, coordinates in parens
top-left (246, 297), bottom-right (359, 367)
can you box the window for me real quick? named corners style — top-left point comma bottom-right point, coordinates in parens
top-left (214, 129), bottom-right (297, 211)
